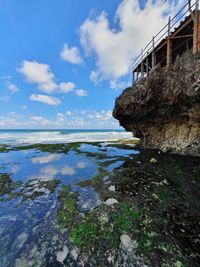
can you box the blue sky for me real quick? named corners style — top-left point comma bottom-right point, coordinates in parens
top-left (0, 0), bottom-right (182, 129)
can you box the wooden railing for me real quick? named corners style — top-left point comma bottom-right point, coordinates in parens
top-left (132, 0), bottom-right (197, 76)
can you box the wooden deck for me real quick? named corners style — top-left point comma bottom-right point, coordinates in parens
top-left (132, 0), bottom-right (200, 83)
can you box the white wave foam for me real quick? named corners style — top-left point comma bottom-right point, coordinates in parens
top-left (0, 130), bottom-right (133, 145)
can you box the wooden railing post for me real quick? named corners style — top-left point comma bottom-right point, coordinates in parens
top-left (141, 49), bottom-right (144, 77)
top-left (167, 16), bottom-right (172, 68)
top-left (193, 0), bottom-right (200, 53)
top-left (146, 52), bottom-right (149, 77)
top-left (132, 71), bottom-right (135, 86)
top-left (152, 36), bottom-right (155, 68)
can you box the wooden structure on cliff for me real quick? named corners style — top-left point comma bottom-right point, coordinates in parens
top-left (132, 0), bottom-right (200, 83)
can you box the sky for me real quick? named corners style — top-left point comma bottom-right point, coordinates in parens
top-left (0, 0), bottom-right (184, 129)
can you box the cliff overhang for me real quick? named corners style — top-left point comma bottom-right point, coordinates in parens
top-left (113, 51), bottom-right (200, 156)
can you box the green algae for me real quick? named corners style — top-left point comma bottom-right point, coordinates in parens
top-left (0, 146), bottom-right (9, 153)
top-left (75, 168), bottom-right (114, 201)
top-left (57, 185), bottom-right (78, 228)
top-left (113, 138), bottom-right (140, 145)
top-left (0, 172), bottom-right (60, 202)
top-left (0, 173), bottom-right (22, 197)
top-left (70, 214), bottom-right (99, 248)
top-left (107, 149), bottom-right (200, 265)
top-left (43, 179), bottom-right (60, 193)
top-left (69, 147), bottom-right (200, 265)
top-left (0, 142), bottom-right (83, 153)
top-left (70, 202), bottom-right (143, 251)
top-left (111, 203), bottom-right (143, 232)
top-left (76, 168), bottom-right (107, 188)
top-left (12, 142), bottom-right (81, 153)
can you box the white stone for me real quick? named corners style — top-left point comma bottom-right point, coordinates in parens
top-left (56, 246), bottom-right (69, 263)
top-left (108, 185), bottom-right (115, 192)
top-left (99, 212), bottom-right (109, 223)
top-left (107, 254), bottom-right (114, 264)
top-left (105, 198), bottom-right (119, 206)
top-left (120, 234), bottom-right (137, 252)
top-left (71, 248), bottom-right (79, 261)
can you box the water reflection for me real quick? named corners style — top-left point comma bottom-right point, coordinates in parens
top-left (78, 143), bottom-right (139, 157)
top-left (0, 142), bottom-right (137, 266)
top-left (0, 150), bottom-right (97, 184)
top-left (31, 153), bottom-right (60, 164)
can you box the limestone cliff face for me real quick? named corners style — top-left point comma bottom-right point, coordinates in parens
top-left (113, 52), bottom-right (200, 156)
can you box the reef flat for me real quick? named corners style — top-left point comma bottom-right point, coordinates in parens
top-left (0, 141), bottom-right (199, 267)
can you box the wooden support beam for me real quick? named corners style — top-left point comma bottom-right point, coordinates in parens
top-left (167, 39), bottom-right (172, 67)
top-left (141, 49), bottom-right (144, 77)
top-left (132, 71), bottom-right (135, 86)
top-left (146, 55), bottom-right (149, 77)
top-left (170, 17), bottom-right (193, 38)
top-left (193, 10), bottom-right (200, 53)
top-left (152, 36), bottom-right (155, 68)
top-left (167, 17), bottom-right (172, 68)
top-left (136, 68), bottom-right (139, 80)
top-left (168, 34), bottom-right (193, 40)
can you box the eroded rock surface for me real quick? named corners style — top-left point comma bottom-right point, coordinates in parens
top-left (113, 52), bottom-right (200, 156)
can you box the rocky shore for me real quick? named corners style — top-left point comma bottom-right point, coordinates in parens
top-left (0, 141), bottom-right (200, 266)
top-left (113, 52), bottom-right (200, 156)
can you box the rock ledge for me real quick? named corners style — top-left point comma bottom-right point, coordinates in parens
top-left (113, 51), bottom-right (200, 156)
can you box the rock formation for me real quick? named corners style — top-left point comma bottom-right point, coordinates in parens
top-left (113, 51), bottom-right (200, 156)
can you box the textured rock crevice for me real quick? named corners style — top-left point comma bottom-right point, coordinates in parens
top-left (113, 51), bottom-right (200, 156)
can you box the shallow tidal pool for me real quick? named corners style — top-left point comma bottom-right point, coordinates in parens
top-left (0, 142), bottom-right (199, 267)
top-left (0, 142), bottom-right (138, 267)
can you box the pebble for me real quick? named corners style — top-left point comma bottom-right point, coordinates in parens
top-left (104, 198), bottom-right (119, 205)
top-left (103, 175), bottom-right (109, 181)
top-left (108, 185), bottom-right (115, 192)
top-left (120, 234), bottom-right (138, 252)
top-left (71, 248), bottom-right (80, 261)
top-left (150, 158), bottom-right (158, 164)
top-left (56, 246), bottom-right (69, 263)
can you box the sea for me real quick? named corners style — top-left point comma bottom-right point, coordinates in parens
top-left (0, 129), bottom-right (133, 145)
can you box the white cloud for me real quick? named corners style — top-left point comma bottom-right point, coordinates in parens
top-left (109, 79), bottom-right (130, 90)
top-left (59, 82), bottom-right (75, 93)
top-left (30, 94), bottom-right (61, 106)
top-left (6, 81), bottom-right (19, 93)
top-left (0, 109), bottom-right (119, 129)
top-left (18, 60), bottom-right (56, 93)
top-left (56, 113), bottom-right (65, 122)
top-left (8, 112), bottom-right (17, 117)
top-left (76, 89), bottom-right (88, 97)
top-left (60, 43), bottom-right (83, 64)
top-left (30, 116), bottom-right (52, 126)
top-left (21, 106), bottom-right (27, 110)
top-left (80, 110), bottom-right (86, 115)
top-left (89, 70), bottom-right (100, 84)
top-left (18, 60), bottom-right (76, 94)
top-left (73, 117), bottom-right (85, 126)
top-left (88, 110), bottom-right (112, 123)
top-left (66, 110), bottom-right (73, 115)
top-left (0, 96), bottom-right (10, 102)
top-left (80, 0), bottom-right (183, 82)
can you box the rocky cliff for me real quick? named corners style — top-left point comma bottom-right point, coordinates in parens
top-left (113, 51), bottom-right (200, 156)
